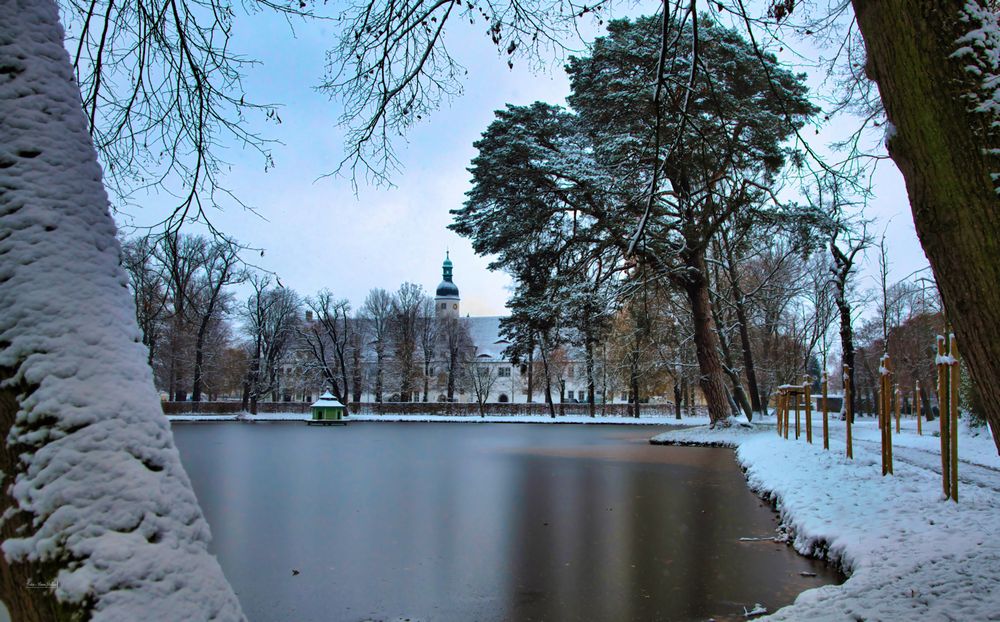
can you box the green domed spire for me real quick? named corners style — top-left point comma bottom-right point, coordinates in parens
top-left (436, 251), bottom-right (459, 298)
top-left (442, 251), bottom-right (453, 281)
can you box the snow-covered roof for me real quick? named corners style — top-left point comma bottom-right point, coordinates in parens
top-left (311, 392), bottom-right (345, 408)
top-left (464, 315), bottom-right (505, 358)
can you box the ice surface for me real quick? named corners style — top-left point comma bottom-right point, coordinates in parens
top-left (652, 415), bottom-right (1000, 620)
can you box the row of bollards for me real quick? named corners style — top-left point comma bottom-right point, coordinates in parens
top-left (774, 335), bottom-right (959, 502)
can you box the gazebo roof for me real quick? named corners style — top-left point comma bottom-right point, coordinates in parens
top-left (311, 392), bottom-right (345, 409)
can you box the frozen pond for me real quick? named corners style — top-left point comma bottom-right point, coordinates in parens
top-left (173, 422), bottom-right (841, 621)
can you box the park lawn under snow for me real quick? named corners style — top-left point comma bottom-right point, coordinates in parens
top-left (652, 415), bottom-right (1000, 620)
top-left (166, 412), bottom-right (712, 425)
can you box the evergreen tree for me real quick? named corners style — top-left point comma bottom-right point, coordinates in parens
top-left (454, 15), bottom-right (817, 425)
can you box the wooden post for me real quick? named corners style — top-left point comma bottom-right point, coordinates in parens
top-left (784, 390), bottom-right (790, 440)
top-left (794, 390), bottom-right (801, 440)
top-left (950, 335), bottom-right (959, 502)
top-left (915, 381), bottom-right (922, 436)
top-left (804, 378), bottom-right (813, 444)
top-left (937, 335), bottom-right (951, 498)
top-left (822, 372), bottom-right (829, 450)
top-left (895, 387), bottom-right (901, 434)
top-left (844, 365), bottom-right (853, 460)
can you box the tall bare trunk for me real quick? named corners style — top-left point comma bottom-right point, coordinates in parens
top-left (835, 292), bottom-right (857, 421)
top-left (539, 339), bottom-right (555, 418)
top-left (585, 339), bottom-right (596, 417)
top-left (734, 299), bottom-right (762, 412)
top-left (853, 0), bottom-right (1000, 452)
top-left (526, 350), bottom-right (534, 402)
top-left (674, 380), bottom-right (683, 419)
top-left (375, 350), bottom-right (384, 402)
top-left (684, 253), bottom-right (735, 425)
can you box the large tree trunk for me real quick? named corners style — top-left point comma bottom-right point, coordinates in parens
top-left (709, 289), bottom-right (753, 420)
top-left (674, 379), bottom-right (683, 419)
top-left (734, 299), bottom-right (763, 413)
top-left (192, 320), bottom-right (210, 402)
top-left (853, 0), bottom-right (1000, 453)
top-left (723, 239), bottom-right (764, 413)
top-left (683, 254), bottom-right (736, 425)
top-left (351, 348), bottom-right (363, 403)
top-left (630, 371), bottom-right (641, 419)
top-left (526, 350), bottom-right (534, 402)
top-left (0, 1), bottom-right (242, 616)
top-left (423, 359), bottom-right (430, 402)
top-left (539, 340), bottom-right (556, 418)
top-left (835, 290), bottom-right (857, 421)
top-left (919, 383), bottom-right (935, 421)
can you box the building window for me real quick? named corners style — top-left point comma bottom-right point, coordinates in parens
top-left (440, 303), bottom-right (446, 310)
top-left (519, 364), bottom-right (527, 376)
top-left (498, 393), bottom-right (509, 403)
top-left (452, 304), bottom-right (458, 310)
top-left (567, 365), bottom-right (575, 378)
top-left (498, 367), bottom-right (511, 377)
top-left (578, 390), bottom-right (585, 401)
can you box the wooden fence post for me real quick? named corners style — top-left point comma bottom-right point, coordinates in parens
top-left (822, 372), bottom-right (829, 450)
top-left (784, 390), bottom-right (790, 440)
top-left (895, 386), bottom-right (901, 435)
top-left (844, 365), bottom-right (853, 460)
top-left (793, 390), bottom-right (799, 440)
top-left (937, 335), bottom-right (951, 498)
top-left (950, 334), bottom-right (959, 502)
top-left (804, 377), bottom-right (813, 445)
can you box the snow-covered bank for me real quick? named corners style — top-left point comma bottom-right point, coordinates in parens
top-left (167, 412), bottom-right (710, 425)
top-left (167, 412), bottom-right (312, 422)
top-left (652, 417), bottom-right (1000, 620)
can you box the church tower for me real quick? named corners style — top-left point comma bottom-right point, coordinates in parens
top-left (435, 251), bottom-right (460, 319)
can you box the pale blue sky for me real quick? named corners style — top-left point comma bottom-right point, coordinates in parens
top-left (116, 5), bottom-right (929, 316)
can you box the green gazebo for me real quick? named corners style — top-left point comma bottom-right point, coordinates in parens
top-left (308, 392), bottom-right (347, 425)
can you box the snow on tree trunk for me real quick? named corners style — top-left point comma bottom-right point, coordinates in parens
top-left (853, 0), bottom-right (1000, 452)
top-left (0, 0), bottom-right (243, 619)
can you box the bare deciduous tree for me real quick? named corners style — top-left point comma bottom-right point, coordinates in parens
top-left (242, 276), bottom-right (301, 413)
top-left (300, 291), bottom-right (355, 408)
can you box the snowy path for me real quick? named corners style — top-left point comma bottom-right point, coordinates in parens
top-left (852, 437), bottom-right (1000, 493)
top-left (651, 419), bottom-right (1000, 621)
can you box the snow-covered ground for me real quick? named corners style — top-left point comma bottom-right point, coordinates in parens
top-left (167, 412), bottom-right (712, 425)
top-left (652, 414), bottom-right (1000, 620)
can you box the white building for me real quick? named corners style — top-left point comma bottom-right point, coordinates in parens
top-left (423, 253), bottom-right (618, 405)
top-left (280, 253), bottom-right (632, 406)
